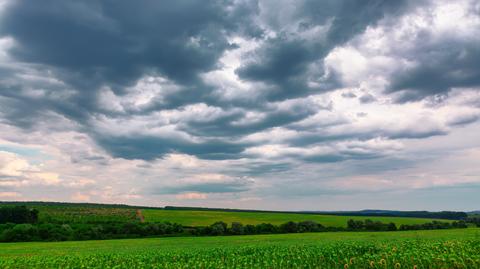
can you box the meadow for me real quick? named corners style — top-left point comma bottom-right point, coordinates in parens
top-left (142, 209), bottom-right (450, 227)
top-left (0, 228), bottom-right (478, 268)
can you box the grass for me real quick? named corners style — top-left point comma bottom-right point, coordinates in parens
top-left (142, 209), bottom-right (451, 227)
top-left (0, 229), bottom-right (479, 268)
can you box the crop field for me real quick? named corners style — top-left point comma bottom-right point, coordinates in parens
top-left (0, 228), bottom-right (478, 268)
top-left (142, 209), bottom-right (450, 227)
top-left (0, 203), bottom-right (138, 223)
top-left (35, 205), bottom-right (137, 223)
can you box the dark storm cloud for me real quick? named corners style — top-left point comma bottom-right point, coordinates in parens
top-left (0, 0), bottom-right (468, 163)
top-left (235, 162), bottom-right (293, 176)
top-left (236, 0), bottom-right (419, 101)
top-left (0, 0), bottom-right (261, 121)
top-left (286, 125), bottom-right (446, 148)
top-left (179, 100), bottom-right (320, 137)
top-left (95, 135), bottom-right (250, 161)
top-left (0, 0), bottom-right (243, 88)
top-left (0, 0), bottom-right (262, 160)
top-left (390, 44), bottom-right (480, 102)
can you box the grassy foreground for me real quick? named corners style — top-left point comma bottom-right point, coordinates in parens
top-left (0, 228), bottom-right (479, 268)
top-left (142, 209), bottom-right (450, 227)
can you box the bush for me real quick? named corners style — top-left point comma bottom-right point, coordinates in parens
top-left (230, 222), bottom-right (244, 235)
top-left (255, 223), bottom-right (277, 234)
top-left (209, 222), bottom-right (227, 235)
top-left (280, 221), bottom-right (298, 233)
top-left (298, 221), bottom-right (323, 232)
top-left (0, 206), bottom-right (39, 224)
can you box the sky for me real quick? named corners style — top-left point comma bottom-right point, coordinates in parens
top-left (0, 0), bottom-right (479, 211)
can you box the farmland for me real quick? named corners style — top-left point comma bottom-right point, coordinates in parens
top-left (0, 228), bottom-right (479, 268)
top-left (0, 202), bottom-right (450, 227)
top-left (37, 206), bottom-right (137, 223)
top-left (142, 209), bottom-right (451, 227)
top-left (0, 202), bottom-right (138, 223)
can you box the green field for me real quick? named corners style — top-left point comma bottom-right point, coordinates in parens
top-left (142, 209), bottom-right (451, 227)
top-left (37, 205), bottom-right (137, 223)
top-left (0, 203), bottom-right (138, 223)
top-left (0, 228), bottom-right (479, 268)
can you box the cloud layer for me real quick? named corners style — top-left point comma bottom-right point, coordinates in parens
top-left (0, 0), bottom-right (479, 210)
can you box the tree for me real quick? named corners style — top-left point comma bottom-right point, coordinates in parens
top-left (280, 221), bottom-right (298, 233)
top-left (209, 221), bottom-right (227, 235)
top-left (230, 222), bottom-right (244, 235)
top-left (0, 206), bottom-right (39, 224)
top-left (298, 221), bottom-right (320, 232)
top-left (387, 222), bottom-right (397, 231)
top-left (347, 219), bottom-right (364, 230)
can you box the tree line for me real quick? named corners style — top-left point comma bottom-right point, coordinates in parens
top-left (0, 206), bottom-right (471, 242)
top-left (466, 216), bottom-right (480, 227)
top-left (0, 206), bottom-right (39, 224)
top-left (347, 219), bottom-right (468, 231)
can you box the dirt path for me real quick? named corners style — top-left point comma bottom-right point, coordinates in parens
top-left (136, 209), bottom-right (145, 223)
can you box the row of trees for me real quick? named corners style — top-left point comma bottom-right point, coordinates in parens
top-left (347, 219), bottom-right (398, 231)
top-left (466, 217), bottom-right (480, 227)
top-left (347, 219), bottom-right (467, 231)
top-left (0, 221), bottom-right (184, 242)
top-left (399, 220), bottom-right (468, 230)
top-left (189, 221), bottom-right (335, 236)
top-left (0, 206), bottom-right (39, 224)
top-left (191, 218), bottom-right (468, 236)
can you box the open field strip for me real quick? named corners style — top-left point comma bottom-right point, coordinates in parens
top-left (142, 209), bottom-right (452, 227)
top-left (0, 228), bottom-right (478, 268)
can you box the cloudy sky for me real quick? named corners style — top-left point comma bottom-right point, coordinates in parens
top-left (0, 0), bottom-right (479, 211)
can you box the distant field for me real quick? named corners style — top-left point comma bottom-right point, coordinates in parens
top-left (0, 203), bottom-right (137, 223)
top-left (0, 228), bottom-right (478, 268)
top-left (142, 209), bottom-right (451, 227)
top-left (1, 202), bottom-right (453, 227)
top-left (36, 205), bottom-right (137, 223)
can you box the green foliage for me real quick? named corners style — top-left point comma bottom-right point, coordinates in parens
top-left (399, 220), bottom-right (468, 231)
top-left (0, 206), bottom-right (39, 224)
top-left (0, 221), bottom-right (185, 242)
top-left (467, 217), bottom-right (480, 227)
top-left (0, 229), bottom-right (479, 268)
